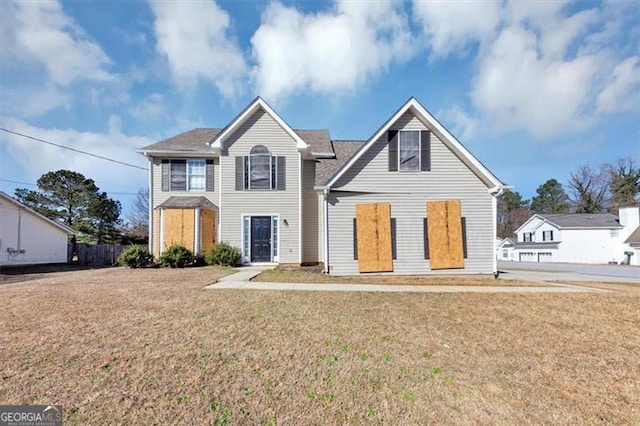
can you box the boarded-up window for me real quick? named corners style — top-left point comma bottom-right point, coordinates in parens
top-left (424, 216), bottom-right (467, 260)
top-left (355, 203), bottom-right (393, 272)
top-left (163, 208), bottom-right (196, 252)
top-left (354, 216), bottom-right (396, 261)
top-left (200, 209), bottom-right (217, 252)
top-left (426, 200), bottom-right (464, 269)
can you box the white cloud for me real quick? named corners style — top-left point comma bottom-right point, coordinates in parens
top-left (427, 1), bottom-right (639, 140)
top-left (1, 117), bottom-right (151, 196)
top-left (596, 56), bottom-right (640, 114)
top-left (149, 0), bottom-right (247, 99)
top-left (0, 0), bottom-right (112, 86)
top-left (129, 93), bottom-right (169, 121)
top-left (412, 0), bottom-right (501, 58)
top-left (251, 0), bottom-right (415, 101)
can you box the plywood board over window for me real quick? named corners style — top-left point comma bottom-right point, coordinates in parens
top-left (355, 203), bottom-right (393, 273)
top-left (164, 209), bottom-right (195, 252)
top-left (426, 200), bottom-right (464, 270)
top-left (200, 209), bottom-right (217, 252)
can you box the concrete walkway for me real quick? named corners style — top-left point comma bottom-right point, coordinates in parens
top-left (204, 265), bottom-right (607, 294)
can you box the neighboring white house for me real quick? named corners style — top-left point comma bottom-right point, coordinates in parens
top-left (0, 192), bottom-right (75, 266)
top-left (496, 237), bottom-right (517, 261)
top-left (507, 206), bottom-right (640, 265)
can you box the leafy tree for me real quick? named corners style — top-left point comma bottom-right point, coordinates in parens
top-left (568, 163), bottom-right (609, 213)
top-left (88, 192), bottom-right (122, 244)
top-left (607, 157), bottom-right (640, 212)
top-left (123, 188), bottom-right (149, 243)
top-left (14, 169), bottom-right (122, 245)
top-left (497, 191), bottom-right (530, 238)
top-left (531, 179), bottom-right (570, 214)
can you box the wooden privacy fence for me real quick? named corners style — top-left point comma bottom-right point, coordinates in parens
top-left (71, 243), bottom-right (130, 266)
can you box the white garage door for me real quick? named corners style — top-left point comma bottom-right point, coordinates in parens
top-left (538, 252), bottom-right (552, 263)
top-left (519, 252), bottom-right (536, 262)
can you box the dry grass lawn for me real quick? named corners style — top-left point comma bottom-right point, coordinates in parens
top-left (1, 267), bottom-right (638, 425)
top-left (252, 266), bottom-right (549, 286)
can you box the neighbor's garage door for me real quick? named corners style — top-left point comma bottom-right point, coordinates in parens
top-left (519, 252), bottom-right (536, 262)
top-left (537, 252), bottom-right (552, 263)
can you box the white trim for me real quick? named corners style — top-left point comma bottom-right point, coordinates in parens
top-left (323, 189), bottom-right (329, 273)
top-left (211, 97), bottom-right (308, 151)
top-left (298, 151), bottom-right (303, 264)
top-left (218, 157), bottom-right (222, 243)
top-left (241, 213), bottom-right (280, 264)
top-left (326, 97), bottom-right (504, 189)
top-left (492, 195), bottom-right (497, 274)
top-left (148, 157), bottom-right (153, 252)
top-left (194, 208), bottom-right (201, 254)
top-left (159, 209), bottom-right (165, 254)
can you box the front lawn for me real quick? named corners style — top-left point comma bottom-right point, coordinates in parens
top-left (0, 267), bottom-right (637, 424)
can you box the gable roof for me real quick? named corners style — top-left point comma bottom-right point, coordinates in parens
top-left (210, 97), bottom-right (308, 150)
top-left (315, 140), bottom-right (365, 186)
top-left (0, 192), bottom-right (76, 234)
top-left (515, 212), bottom-right (623, 234)
top-left (325, 97), bottom-right (505, 191)
top-left (541, 213), bottom-right (622, 229)
top-left (625, 226), bottom-right (640, 246)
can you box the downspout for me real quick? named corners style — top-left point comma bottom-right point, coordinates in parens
top-left (17, 207), bottom-right (22, 252)
top-left (147, 156), bottom-right (153, 253)
top-left (491, 186), bottom-right (506, 275)
top-left (323, 188), bottom-right (329, 274)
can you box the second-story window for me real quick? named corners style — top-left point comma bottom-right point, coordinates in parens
top-left (399, 131), bottom-right (420, 171)
top-left (162, 159), bottom-right (212, 191)
top-left (542, 230), bottom-right (553, 241)
top-left (523, 232), bottom-right (533, 242)
top-left (248, 145), bottom-right (272, 190)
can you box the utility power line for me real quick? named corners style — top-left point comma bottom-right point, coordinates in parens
top-left (0, 128), bottom-right (148, 171)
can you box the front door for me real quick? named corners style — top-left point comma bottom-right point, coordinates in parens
top-left (251, 216), bottom-right (272, 262)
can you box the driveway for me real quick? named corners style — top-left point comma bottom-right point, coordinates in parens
top-left (498, 260), bottom-right (640, 284)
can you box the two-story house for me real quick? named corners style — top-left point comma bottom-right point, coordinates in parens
top-left (138, 97), bottom-right (507, 275)
top-left (508, 206), bottom-right (640, 264)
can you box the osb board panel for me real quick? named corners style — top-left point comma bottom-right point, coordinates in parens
top-left (356, 203), bottom-right (393, 273)
top-left (153, 210), bottom-right (160, 257)
top-left (375, 203), bottom-right (393, 272)
top-left (201, 210), bottom-right (217, 252)
top-left (426, 200), bottom-right (464, 270)
top-left (164, 209), bottom-right (195, 252)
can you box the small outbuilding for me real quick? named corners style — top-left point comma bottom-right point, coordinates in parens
top-left (0, 192), bottom-right (75, 266)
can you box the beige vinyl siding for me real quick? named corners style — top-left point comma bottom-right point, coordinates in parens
top-left (219, 109), bottom-right (300, 263)
top-left (328, 111), bottom-right (494, 275)
top-left (150, 157), bottom-right (218, 256)
top-left (302, 160), bottom-right (320, 263)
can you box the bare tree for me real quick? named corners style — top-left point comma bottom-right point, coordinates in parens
top-left (497, 191), bottom-right (530, 239)
top-left (607, 156), bottom-right (640, 213)
top-left (568, 164), bottom-right (609, 213)
top-left (123, 188), bottom-right (149, 242)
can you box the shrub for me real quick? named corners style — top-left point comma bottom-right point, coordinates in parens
top-left (158, 244), bottom-right (194, 268)
top-left (118, 245), bottom-right (153, 268)
top-left (193, 254), bottom-right (207, 267)
top-left (204, 242), bottom-right (241, 266)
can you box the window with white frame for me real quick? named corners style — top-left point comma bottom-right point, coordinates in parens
top-left (523, 232), bottom-right (533, 242)
top-left (399, 131), bottom-right (420, 171)
top-left (248, 145), bottom-right (272, 190)
top-left (165, 159), bottom-right (208, 191)
top-left (611, 229), bottom-right (619, 237)
top-left (542, 230), bottom-right (553, 241)
top-left (502, 249), bottom-right (508, 258)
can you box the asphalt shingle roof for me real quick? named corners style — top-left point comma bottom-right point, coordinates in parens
top-left (541, 213), bottom-right (622, 228)
top-left (315, 140), bottom-right (365, 186)
top-left (625, 226), bottom-right (640, 245)
top-left (156, 196), bottom-right (218, 209)
top-left (139, 128), bottom-right (333, 155)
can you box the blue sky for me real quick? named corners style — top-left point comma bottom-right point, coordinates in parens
top-left (1, 0), bottom-right (638, 217)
